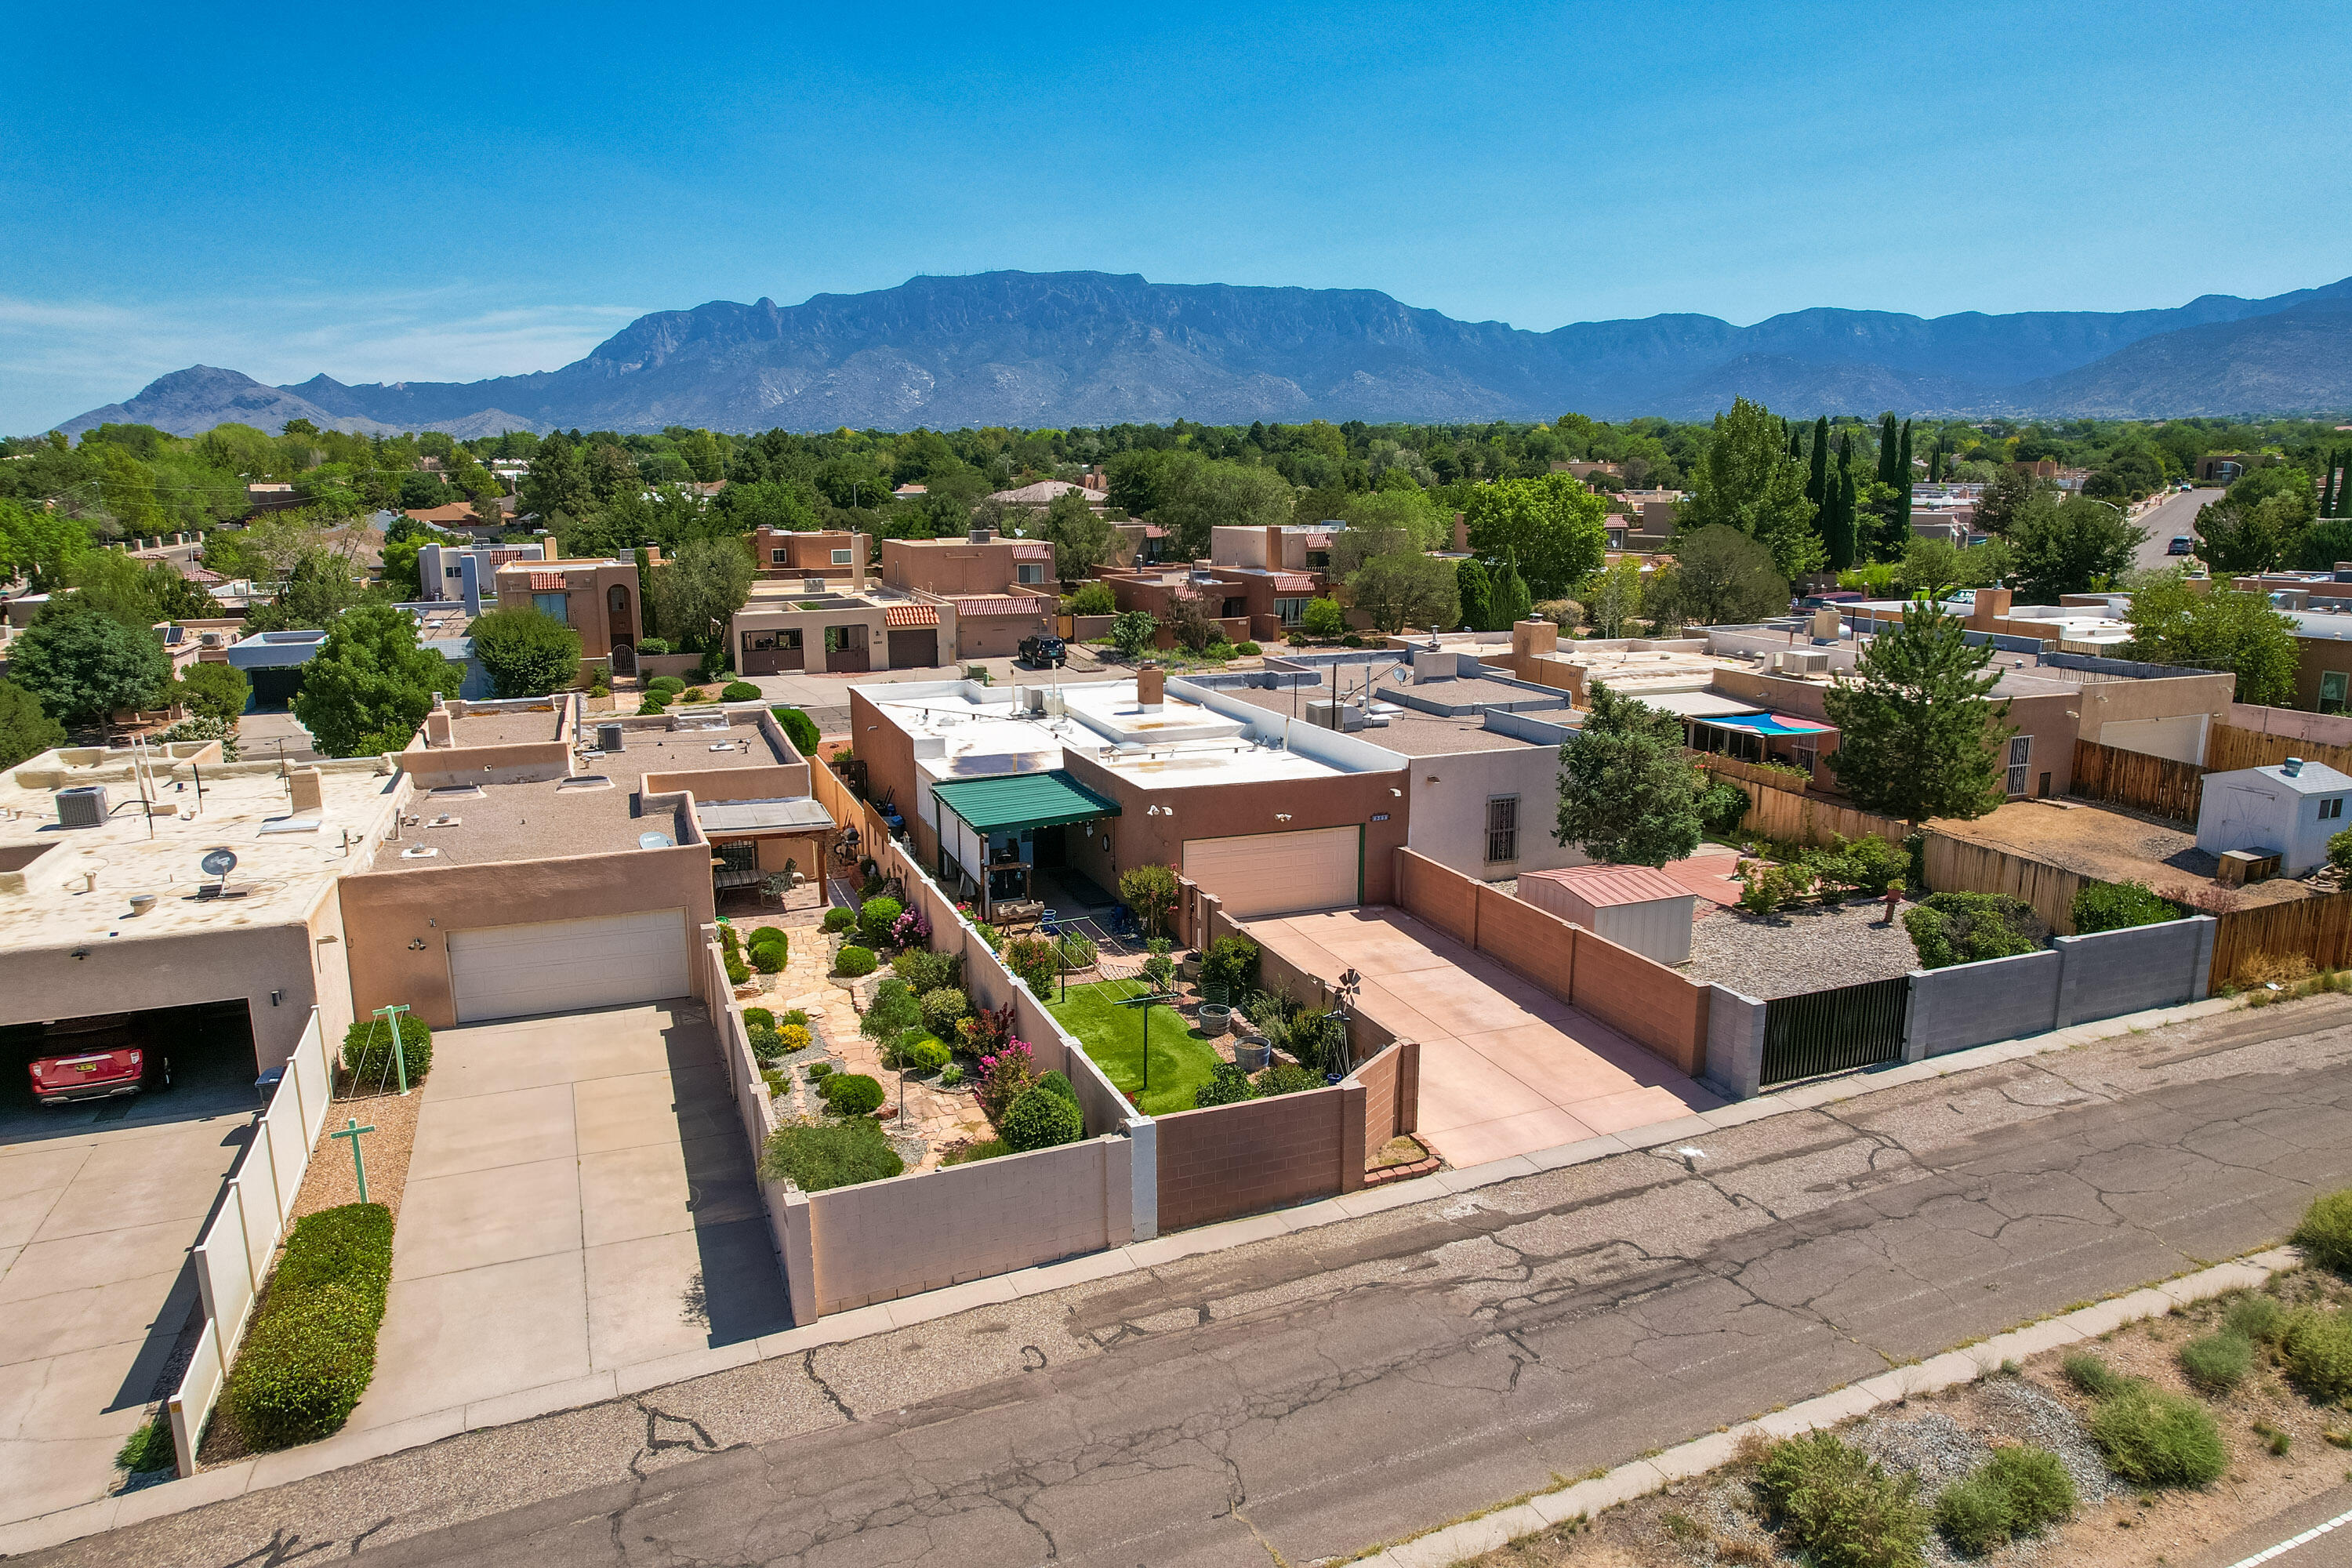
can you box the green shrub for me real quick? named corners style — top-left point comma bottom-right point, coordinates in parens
top-left (1236, 641), bottom-right (1261, 655)
top-left (718, 921), bottom-right (740, 954)
top-left (2089, 1385), bottom-right (2227, 1487)
top-left (919, 985), bottom-right (970, 1039)
top-left (637, 696), bottom-right (667, 715)
top-left (1255, 1062), bottom-right (1323, 1096)
top-left (648, 675), bottom-right (686, 695)
top-left (818, 1072), bottom-right (884, 1116)
top-left (748, 925), bottom-right (785, 948)
top-left (2227, 1292), bottom-right (2288, 1345)
top-left (2179, 1330), bottom-right (2254, 1392)
top-left (221, 1203), bottom-right (392, 1449)
top-left (1003, 935), bottom-right (1060, 995)
top-left (886, 1035), bottom-right (951, 1074)
top-left (1904, 891), bottom-right (2043, 970)
top-left (115, 1419), bottom-right (176, 1474)
top-left (782, 1008), bottom-right (808, 1027)
top-left (1812, 833), bottom-right (1910, 896)
top-left (833, 944), bottom-right (877, 977)
top-left (2063, 1351), bottom-right (2126, 1397)
top-left (746, 1018), bottom-right (782, 1058)
top-left (725, 955), bottom-right (751, 985)
top-left (341, 1013), bottom-right (433, 1087)
top-left (1069, 582), bottom-right (1117, 617)
top-left (2282, 1308), bottom-right (2352, 1402)
top-left (744, 1007), bottom-right (775, 1030)
top-left (1001, 1083), bottom-right (1084, 1151)
top-left (805, 1061), bottom-right (833, 1080)
top-left (2295, 1188), bottom-right (2352, 1273)
top-left (1301, 597), bottom-right (1346, 638)
top-left (894, 946), bottom-right (962, 993)
top-left (1934, 1446), bottom-right (2074, 1555)
top-left (750, 942), bottom-right (786, 974)
top-left (1193, 1062), bottom-right (1254, 1108)
top-left (1060, 934), bottom-right (1098, 971)
top-left (1039, 1069), bottom-right (1076, 1103)
top-left (771, 706), bottom-right (822, 756)
top-left (1751, 1431), bottom-right (1930, 1568)
top-left (720, 681), bottom-right (759, 702)
top-left (940, 1135), bottom-right (1007, 1165)
top-left (760, 1116), bottom-right (902, 1191)
top-left (858, 896), bottom-right (903, 948)
top-left (940, 1062), bottom-right (964, 1087)
top-left (1202, 935), bottom-right (1261, 996)
top-left (822, 906), bottom-right (857, 934)
top-left (779, 1022), bottom-right (811, 1054)
top-left (2073, 879), bottom-right (2187, 934)
top-left (681, 686), bottom-right (706, 702)
top-left (1696, 777), bottom-right (1750, 837)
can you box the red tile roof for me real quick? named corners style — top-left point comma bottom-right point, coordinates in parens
top-left (953, 597), bottom-right (1049, 617)
top-left (884, 604), bottom-right (939, 628)
top-left (527, 572), bottom-right (568, 591)
top-left (1012, 542), bottom-right (1052, 559)
top-left (1522, 864), bottom-right (1693, 907)
top-left (1269, 572), bottom-right (1317, 592)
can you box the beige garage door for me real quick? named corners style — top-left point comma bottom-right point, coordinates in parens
top-left (446, 908), bottom-right (691, 1024)
top-left (1181, 826), bottom-right (1360, 920)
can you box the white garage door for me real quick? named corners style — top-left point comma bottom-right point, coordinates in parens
top-left (446, 909), bottom-right (691, 1024)
top-left (1182, 826), bottom-right (1360, 920)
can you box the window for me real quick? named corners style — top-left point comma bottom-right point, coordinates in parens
top-left (2325, 671), bottom-right (2349, 715)
top-left (2324, 797), bottom-right (2345, 821)
top-left (444, 565), bottom-right (463, 579)
top-left (1017, 563), bottom-right (1046, 584)
top-left (1305, 550), bottom-right (1330, 570)
top-left (1485, 796), bottom-right (1519, 863)
top-left (1794, 744), bottom-right (1817, 775)
top-left (2005, 735), bottom-right (2031, 797)
top-left (533, 593), bottom-right (568, 625)
top-left (771, 548), bottom-right (789, 564)
top-left (830, 548), bottom-right (853, 565)
top-left (1276, 597), bottom-right (1308, 625)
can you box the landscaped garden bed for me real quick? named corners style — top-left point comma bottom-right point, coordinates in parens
top-left (1048, 979), bottom-right (1223, 1116)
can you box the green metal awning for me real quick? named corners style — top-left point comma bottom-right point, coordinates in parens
top-left (931, 771), bottom-right (1122, 834)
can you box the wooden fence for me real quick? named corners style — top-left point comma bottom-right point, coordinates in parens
top-left (1693, 752), bottom-right (1815, 797)
top-left (2208, 889), bottom-right (2352, 989)
top-left (1922, 833), bottom-right (2087, 935)
top-left (2068, 739), bottom-right (2205, 824)
top-left (2206, 724), bottom-right (2352, 779)
top-left (1715, 775), bottom-right (1911, 850)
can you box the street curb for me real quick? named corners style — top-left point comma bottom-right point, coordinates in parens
top-left (1357, 1246), bottom-right (2304, 1568)
top-left (0, 990), bottom-right (2250, 1555)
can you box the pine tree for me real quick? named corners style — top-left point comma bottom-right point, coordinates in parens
top-left (1807, 416), bottom-right (1831, 506)
top-left (1824, 606), bottom-right (2014, 826)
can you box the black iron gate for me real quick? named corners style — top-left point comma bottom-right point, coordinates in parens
top-left (1760, 975), bottom-right (1910, 1087)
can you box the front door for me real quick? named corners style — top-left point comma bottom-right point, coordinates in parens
top-left (825, 624), bottom-right (871, 673)
top-left (607, 584), bottom-right (634, 652)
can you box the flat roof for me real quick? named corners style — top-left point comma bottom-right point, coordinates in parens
top-left (446, 708), bottom-right (564, 747)
top-left (0, 754), bottom-right (399, 947)
top-left (597, 717), bottom-right (790, 775)
top-left (380, 778), bottom-right (691, 870)
top-left (1214, 679), bottom-right (1546, 757)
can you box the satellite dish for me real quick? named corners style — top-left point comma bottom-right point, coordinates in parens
top-left (200, 848), bottom-right (238, 880)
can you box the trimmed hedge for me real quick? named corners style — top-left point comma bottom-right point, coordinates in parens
top-left (771, 706), bottom-right (822, 756)
top-left (833, 944), bottom-right (877, 977)
top-left (720, 681), bottom-right (760, 702)
top-left (342, 1014), bottom-right (433, 1087)
top-left (822, 906), bottom-right (857, 935)
top-left (221, 1203), bottom-right (393, 1449)
top-left (1001, 1083), bottom-right (1083, 1152)
top-left (819, 1072), bottom-right (884, 1116)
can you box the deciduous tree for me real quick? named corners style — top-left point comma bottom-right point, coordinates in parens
top-left (2013, 493), bottom-right (2145, 599)
top-left (1346, 551), bottom-right (1458, 633)
top-left (2122, 575), bottom-right (2299, 706)
top-left (1458, 474), bottom-right (1610, 598)
top-left (293, 603), bottom-right (450, 757)
top-left (469, 608), bottom-right (583, 698)
top-left (0, 677), bottom-right (66, 768)
top-left (651, 537), bottom-right (755, 652)
top-left (1678, 398), bottom-right (1821, 578)
top-left (1648, 525), bottom-right (1788, 626)
top-left (9, 602), bottom-right (174, 729)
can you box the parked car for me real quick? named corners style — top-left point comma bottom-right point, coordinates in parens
top-left (2168, 536), bottom-right (2194, 555)
top-left (27, 1040), bottom-right (165, 1105)
top-left (1017, 633), bottom-right (1066, 667)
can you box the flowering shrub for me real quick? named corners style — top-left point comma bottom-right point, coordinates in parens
top-left (975, 1039), bottom-right (1040, 1123)
top-left (890, 906), bottom-right (931, 949)
top-left (959, 1000), bottom-right (1016, 1059)
top-left (1003, 935), bottom-right (1059, 996)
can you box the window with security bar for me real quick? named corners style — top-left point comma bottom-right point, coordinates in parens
top-left (1486, 796), bottom-right (1519, 862)
top-left (2005, 735), bottom-right (2031, 797)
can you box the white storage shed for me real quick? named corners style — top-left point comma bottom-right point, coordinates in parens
top-left (2194, 757), bottom-right (2352, 877)
top-left (1515, 864), bottom-right (1698, 965)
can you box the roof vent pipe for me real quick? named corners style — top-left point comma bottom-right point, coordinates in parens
top-left (2285, 757), bottom-right (2306, 777)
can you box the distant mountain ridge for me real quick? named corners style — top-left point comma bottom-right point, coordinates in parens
top-left (51, 270), bottom-right (2352, 438)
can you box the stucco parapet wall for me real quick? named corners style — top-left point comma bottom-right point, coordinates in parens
top-left (0, 752), bottom-right (401, 949)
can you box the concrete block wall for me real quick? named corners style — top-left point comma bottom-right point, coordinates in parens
top-left (1354, 1039), bottom-right (1420, 1153)
top-left (2053, 915), bottom-right (2216, 1023)
top-left (1907, 949), bottom-right (2061, 1058)
top-left (1156, 1079), bottom-right (1363, 1233)
top-left (1901, 916), bottom-right (2215, 1062)
top-left (1703, 987), bottom-right (1766, 1101)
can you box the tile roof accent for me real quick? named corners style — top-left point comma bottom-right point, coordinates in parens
top-left (953, 597), bottom-right (1048, 617)
top-left (1012, 542), bottom-right (1053, 558)
top-left (528, 572), bottom-right (568, 591)
top-left (884, 604), bottom-right (939, 628)
top-left (1268, 572), bottom-right (1317, 592)
top-left (1522, 864), bottom-right (1693, 906)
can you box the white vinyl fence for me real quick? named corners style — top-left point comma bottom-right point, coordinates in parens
top-left (165, 1008), bottom-right (333, 1475)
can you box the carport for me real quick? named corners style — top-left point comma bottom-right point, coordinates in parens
top-left (931, 771), bottom-right (1121, 920)
top-left (1247, 909), bottom-right (1721, 1167)
top-left (0, 1001), bottom-right (259, 1524)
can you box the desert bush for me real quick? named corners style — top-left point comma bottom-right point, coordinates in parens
top-left (1904, 891), bottom-right (2044, 970)
top-left (1202, 935), bottom-right (1261, 996)
top-left (637, 696), bottom-right (668, 714)
top-left (220, 1203), bottom-right (393, 1449)
top-left (648, 675), bottom-right (685, 696)
top-left (341, 1013), bottom-right (433, 1087)
top-left (721, 681), bottom-right (759, 702)
top-left (2227, 1292), bottom-right (2288, 1345)
top-left (1193, 1062), bottom-right (1254, 1108)
top-left (1810, 833), bottom-right (1910, 896)
top-left (1933, 1445), bottom-right (2074, 1555)
top-left (2089, 1385), bottom-right (2227, 1487)
top-left (920, 986), bottom-right (971, 1040)
top-left (2294, 1187), bottom-right (2352, 1273)
top-left (2063, 1351), bottom-right (2126, 1398)
top-left (1038, 1069), bottom-right (1076, 1103)
top-left (1003, 935), bottom-right (1060, 995)
top-left (744, 1007), bottom-right (775, 1030)
top-left (886, 1036), bottom-right (950, 1074)
top-left (1751, 1431), bottom-right (1929, 1568)
top-left (894, 946), bottom-right (962, 993)
top-left (858, 896), bottom-right (904, 948)
top-left (2178, 1330), bottom-right (2254, 1392)
top-left (1000, 1083), bottom-right (1083, 1151)
top-left (939, 1063), bottom-right (964, 1087)
top-left (778, 1022), bottom-right (811, 1054)
top-left (818, 1072), bottom-right (884, 1116)
top-left (805, 1061), bottom-right (832, 1081)
top-left (1236, 641), bottom-right (1261, 655)
top-left (760, 1117), bottom-right (902, 1191)
top-left (822, 906), bottom-right (857, 934)
top-left (749, 925), bottom-right (786, 948)
top-left (833, 944), bottom-right (877, 977)
top-left (2073, 879), bottom-right (2187, 934)
top-left (1254, 1062), bottom-right (1323, 1096)
top-left (2281, 1308), bottom-right (2352, 1403)
top-left (746, 1018), bottom-right (782, 1058)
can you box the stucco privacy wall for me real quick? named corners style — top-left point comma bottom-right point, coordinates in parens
top-left (1393, 848), bottom-right (1711, 1078)
top-left (1906, 916), bottom-right (2216, 1059)
top-left (705, 935), bottom-right (807, 1319)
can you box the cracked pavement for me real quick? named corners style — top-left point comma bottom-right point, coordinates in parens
top-left (22, 996), bottom-right (2352, 1568)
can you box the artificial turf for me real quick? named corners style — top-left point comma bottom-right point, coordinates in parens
top-left (1045, 978), bottom-right (1221, 1116)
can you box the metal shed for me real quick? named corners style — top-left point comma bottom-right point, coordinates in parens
top-left (1515, 864), bottom-right (1698, 965)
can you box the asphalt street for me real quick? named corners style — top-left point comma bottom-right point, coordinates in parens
top-left (30, 996), bottom-right (2352, 1568)
top-left (2134, 486), bottom-right (2223, 571)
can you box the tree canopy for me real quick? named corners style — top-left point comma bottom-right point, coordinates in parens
top-left (651, 536), bottom-right (755, 652)
top-left (1457, 474), bottom-right (1610, 599)
top-left (469, 608), bottom-right (583, 698)
top-left (1823, 605), bottom-right (2013, 826)
top-left (2122, 575), bottom-right (2299, 706)
top-left (8, 603), bottom-right (173, 729)
top-left (292, 603), bottom-right (450, 757)
top-left (2011, 492), bottom-right (2144, 601)
top-left (1676, 397), bottom-right (1821, 578)
top-left (1554, 682), bottom-right (1704, 866)
top-left (1650, 525), bottom-right (1789, 627)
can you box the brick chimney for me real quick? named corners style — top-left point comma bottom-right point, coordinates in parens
top-left (1265, 524), bottom-right (1284, 570)
top-left (1971, 586), bottom-right (2012, 628)
top-left (1138, 662), bottom-right (1164, 711)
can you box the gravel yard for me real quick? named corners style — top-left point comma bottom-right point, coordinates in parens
top-left (1684, 895), bottom-right (1924, 998)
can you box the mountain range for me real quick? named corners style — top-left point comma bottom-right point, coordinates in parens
top-left (53, 270), bottom-right (2352, 438)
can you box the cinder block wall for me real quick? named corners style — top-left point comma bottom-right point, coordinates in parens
top-left (1156, 1082), bottom-right (1360, 1232)
top-left (1909, 949), bottom-right (2061, 1057)
top-left (2053, 916), bottom-right (2213, 1023)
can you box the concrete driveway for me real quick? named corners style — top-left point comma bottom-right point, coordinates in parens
top-left (0, 1066), bottom-right (254, 1524)
top-left (352, 1001), bottom-right (787, 1434)
top-left (1248, 908), bottom-right (1721, 1166)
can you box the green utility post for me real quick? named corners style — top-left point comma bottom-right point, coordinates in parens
top-left (1118, 990), bottom-right (1178, 1099)
top-left (374, 1004), bottom-right (412, 1094)
top-left (331, 1116), bottom-right (377, 1203)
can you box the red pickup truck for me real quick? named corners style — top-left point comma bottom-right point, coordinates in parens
top-left (24, 1016), bottom-right (167, 1106)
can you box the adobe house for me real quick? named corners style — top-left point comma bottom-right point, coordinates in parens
top-left (750, 528), bottom-right (868, 582)
top-left (489, 555), bottom-right (644, 662)
top-left (882, 528), bottom-right (1055, 596)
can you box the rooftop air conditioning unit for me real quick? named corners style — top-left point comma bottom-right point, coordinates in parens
top-left (597, 722), bottom-right (625, 752)
top-left (1307, 700), bottom-right (1366, 732)
top-left (53, 786), bottom-right (109, 828)
top-left (1776, 651), bottom-right (1831, 676)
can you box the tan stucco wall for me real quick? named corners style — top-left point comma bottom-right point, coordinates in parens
top-left (1407, 745), bottom-right (1587, 880)
top-left (881, 539), bottom-right (1020, 597)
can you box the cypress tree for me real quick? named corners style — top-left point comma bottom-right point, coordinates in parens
top-left (1807, 415), bottom-right (1831, 506)
top-left (1896, 419), bottom-right (1915, 540)
top-left (1826, 449), bottom-right (1857, 572)
top-left (1877, 413), bottom-right (1900, 488)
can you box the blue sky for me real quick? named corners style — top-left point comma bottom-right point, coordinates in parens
top-left (5, 1), bottom-right (2348, 433)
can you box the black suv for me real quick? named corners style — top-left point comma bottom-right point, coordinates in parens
top-left (1018, 633), bottom-right (1066, 667)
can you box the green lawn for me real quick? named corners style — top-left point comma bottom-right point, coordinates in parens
top-left (1046, 979), bottom-right (1221, 1116)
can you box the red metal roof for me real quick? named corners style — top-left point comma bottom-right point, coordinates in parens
top-left (1522, 864), bottom-right (1693, 907)
top-left (953, 597), bottom-right (1048, 617)
top-left (884, 604), bottom-right (939, 628)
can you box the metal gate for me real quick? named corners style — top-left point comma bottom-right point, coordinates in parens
top-left (1760, 975), bottom-right (1909, 1087)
